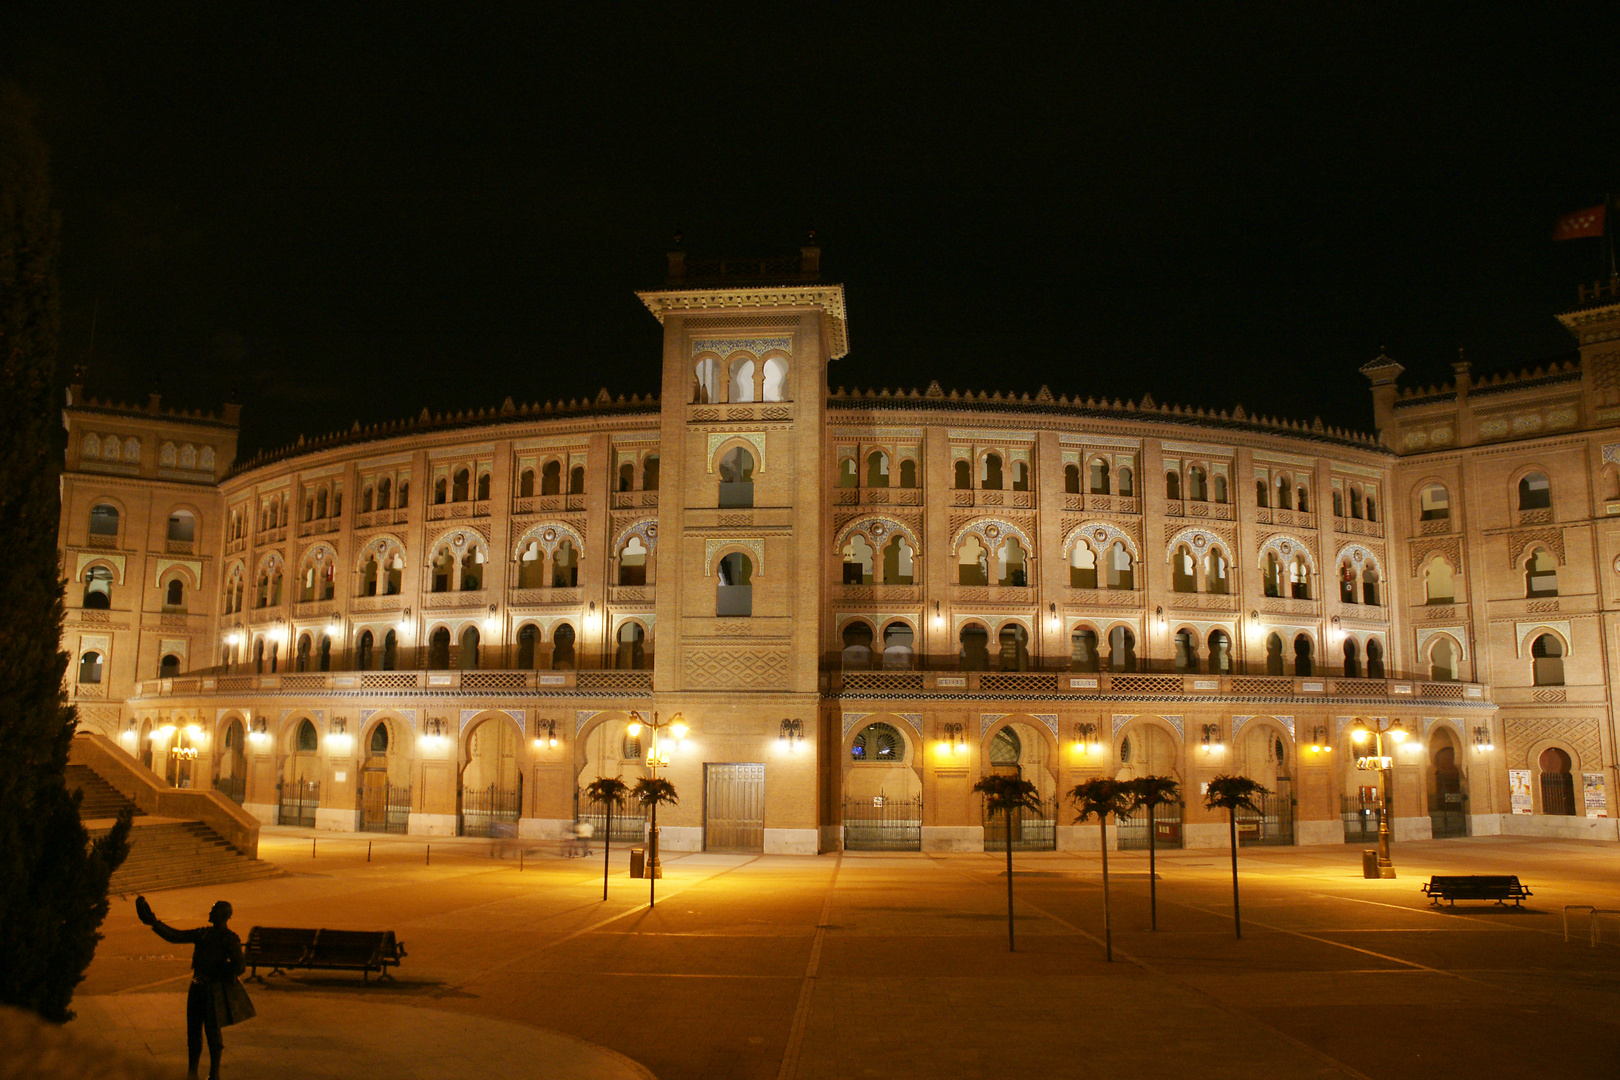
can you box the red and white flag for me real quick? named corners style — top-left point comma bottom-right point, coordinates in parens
top-left (1553, 203), bottom-right (1606, 241)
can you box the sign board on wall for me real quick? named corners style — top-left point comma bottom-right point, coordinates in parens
top-left (1508, 770), bottom-right (1532, 814)
top-left (1584, 773), bottom-right (1607, 818)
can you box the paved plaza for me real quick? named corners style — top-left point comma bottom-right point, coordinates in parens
top-left (71, 830), bottom-right (1620, 1079)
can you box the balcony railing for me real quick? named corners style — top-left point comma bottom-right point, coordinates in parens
top-left (831, 669), bottom-right (1489, 702)
top-left (132, 667), bottom-right (654, 699)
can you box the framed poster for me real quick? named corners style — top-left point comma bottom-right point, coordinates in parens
top-left (1508, 769), bottom-right (1532, 814)
top-left (1583, 773), bottom-right (1607, 818)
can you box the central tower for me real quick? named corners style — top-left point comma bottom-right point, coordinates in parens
top-left (635, 243), bottom-right (847, 853)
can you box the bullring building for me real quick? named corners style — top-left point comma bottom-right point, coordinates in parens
top-left (57, 247), bottom-right (1620, 854)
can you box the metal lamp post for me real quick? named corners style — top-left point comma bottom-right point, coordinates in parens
top-left (626, 710), bottom-right (687, 878)
top-left (1350, 718), bottom-right (1407, 878)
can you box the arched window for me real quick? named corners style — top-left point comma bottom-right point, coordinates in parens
top-left (551, 540), bottom-right (577, 588)
top-left (1365, 493), bottom-right (1377, 521)
top-left (1117, 467), bottom-right (1134, 497)
top-left (1525, 548), bottom-right (1558, 598)
top-left (1429, 636), bottom-right (1459, 681)
top-left (1213, 475), bottom-right (1229, 504)
top-left (719, 447), bottom-right (755, 508)
top-left (957, 535), bottom-right (989, 586)
top-left (842, 535), bottom-right (875, 585)
top-left (1256, 479), bottom-right (1269, 508)
top-left (613, 623), bottom-right (646, 670)
top-left (866, 451), bottom-right (890, 488)
top-left (643, 455), bottom-right (659, 491)
top-left (360, 486), bottom-right (373, 513)
top-left (89, 504), bottom-right (120, 537)
top-left (167, 510), bottom-right (196, 542)
top-left (838, 458), bottom-right (858, 488)
top-left (996, 537), bottom-right (1027, 587)
top-left (761, 357), bottom-right (787, 401)
top-left (253, 638), bottom-right (265, 674)
top-left (1071, 627), bottom-right (1100, 672)
top-left (1107, 626), bottom-right (1137, 672)
top-left (517, 541), bottom-right (544, 588)
top-left (1165, 471), bottom-right (1181, 501)
top-left (1332, 489), bottom-right (1344, 517)
top-left (1297, 486), bottom-right (1310, 513)
top-left (842, 621), bottom-right (874, 670)
top-left (1089, 459), bottom-right (1110, 495)
top-left (293, 719), bottom-right (317, 752)
top-left (460, 547), bottom-right (484, 591)
top-left (1187, 466), bottom-right (1207, 502)
top-left (1342, 637), bottom-right (1360, 677)
top-left (382, 629), bottom-right (398, 670)
top-left (83, 565), bottom-right (114, 609)
top-left (1173, 629), bottom-right (1197, 672)
top-left (1288, 556), bottom-right (1311, 599)
top-left (693, 357), bottom-right (719, 403)
top-left (356, 630), bottom-right (373, 671)
top-left (540, 461), bottom-right (562, 496)
top-left (1293, 634), bottom-right (1313, 675)
top-left (959, 625), bottom-right (990, 670)
top-left (428, 628), bottom-right (451, 669)
top-left (717, 552), bottom-right (753, 616)
top-left (618, 535), bottom-right (649, 585)
top-left (881, 536), bottom-right (915, 585)
top-left (1261, 552), bottom-right (1282, 598)
top-left (397, 481), bottom-right (409, 508)
top-left (1424, 556), bottom-right (1455, 604)
top-left (315, 489), bottom-right (329, 519)
top-left (567, 467), bottom-right (583, 496)
top-left (552, 624), bottom-right (576, 669)
top-left (1208, 630), bottom-right (1231, 674)
top-left (618, 462), bottom-right (634, 492)
top-left (1106, 544), bottom-right (1134, 589)
top-left (1276, 476), bottom-right (1292, 511)
top-left (361, 555), bottom-right (379, 597)
top-left (459, 626), bottom-right (480, 670)
top-left (369, 723), bottom-right (388, 755)
top-left (1204, 548), bottom-right (1229, 594)
top-left (1419, 484), bottom-right (1449, 520)
top-left (1366, 638), bottom-right (1384, 679)
top-left (898, 459), bottom-right (917, 488)
top-left (997, 624), bottom-right (1030, 671)
top-left (954, 460), bottom-right (972, 489)
top-left (882, 622), bottom-right (915, 670)
top-left (1340, 561), bottom-right (1357, 603)
top-left (1349, 488), bottom-right (1363, 519)
top-left (1265, 632), bottom-right (1284, 675)
top-left (851, 722), bottom-right (903, 762)
top-left (1531, 634), bottom-right (1564, 686)
top-left (519, 469), bottom-right (535, 497)
top-left (1069, 543), bottom-right (1097, 588)
top-left (981, 453), bottom-right (1003, 491)
top-left (431, 547), bottom-right (454, 592)
top-left (434, 477), bottom-right (448, 504)
top-left (1064, 463), bottom-right (1080, 494)
top-left (517, 625), bottom-right (537, 669)
top-left (1517, 472), bottom-right (1553, 510)
top-left (729, 357), bottom-right (756, 403)
top-left (296, 633), bottom-right (312, 672)
top-left (77, 651), bottom-right (103, 684)
top-left (451, 469), bottom-right (470, 502)
top-left (1171, 545), bottom-right (1196, 593)
top-left (1011, 461), bottom-right (1029, 492)
top-left (319, 634), bottom-right (331, 672)
top-left (165, 579), bottom-right (184, 608)
top-left (1361, 562), bottom-right (1380, 606)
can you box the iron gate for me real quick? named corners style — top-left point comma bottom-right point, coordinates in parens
top-left (1117, 801), bottom-right (1184, 850)
top-left (278, 778), bottom-right (319, 827)
top-left (460, 782), bottom-right (521, 837)
top-left (705, 763), bottom-right (765, 852)
top-left (1236, 778), bottom-right (1294, 846)
top-left (359, 777), bottom-right (411, 834)
top-left (1342, 795), bottom-right (1380, 843)
top-left (983, 795), bottom-right (1058, 851)
top-left (842, 793), bottom-right (922, 851)
top-left (213, 775), bottom-right (246, 805)
top-left (1429, 791), bottom-right (1469, 839)
top-left (577, 792), bottom-right (648, 843)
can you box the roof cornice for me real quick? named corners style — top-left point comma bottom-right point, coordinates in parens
top-left (636, 284), bottom-right (849, 359)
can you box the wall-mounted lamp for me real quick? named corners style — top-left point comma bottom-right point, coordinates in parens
top-left (397, 607), bottom-right (412, 636)
top-left (1329, 615), bottom-right (1341, 643)
top-left (536, 719), bottom-right (558, 749)
top-left (1072, 721), bottom-right (1099, 755)
top-left (326, 717), bottom-right (352, 750)
top-left (485, 603), bottom-right (500, 632)
top-left (1473, 725), bottom-right (1495, 752)
top-left (226, 631), bottom-right (242, 647)
top-left (938, 722), bottom-right (967, 757)
top-left (1306, 725), bottom-right (1332, 754)
top-left (328, 615), bottom-right (341, 632)
top-left (778, 718), bottom-right (804, 752)
top-left (933, 600), bottom-right (943, 627)
top-left (1200, 723), bottom-right (1224, 753)
top-left (1155, 605), bottom-right (1165, 629)
top-left (122, 720), bottom-right (138, 743)
top-left (1249, 610), bottom-right (1259, 625)
top-left (1049, 602), bottom-right (1059, 629)
top-left (421, 717), bottom-right (448, 748)
top-left (249, 717), bottom-right (269, 745)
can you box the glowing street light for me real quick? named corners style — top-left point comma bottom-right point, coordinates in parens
top-left (1351, 717), bottom-right (1407, 878)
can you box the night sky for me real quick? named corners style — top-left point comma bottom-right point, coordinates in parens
top-left (7, 7), bottom-right (1619, 457)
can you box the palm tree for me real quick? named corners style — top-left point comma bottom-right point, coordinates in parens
top-left (1125, 776), bottom-right (1181, 931)
top-left (972, 773), bottom-right (1043, 952)
top-left (1068, 777), bottom-right (1135, 961)
top-left (631, 776), bottom-right (679, 908)
top-left (1204, 774), bottom-right (1268, 939)
top-left (583, 776), bottom-right (629, 902)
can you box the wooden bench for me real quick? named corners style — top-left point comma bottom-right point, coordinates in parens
top-left (245, 926), bottom-right (406, 982)
top-left (1421, 875), bottom-right (1533, 907)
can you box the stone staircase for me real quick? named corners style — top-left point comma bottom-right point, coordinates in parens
top-left (70, 762), bottom-right (281, 894)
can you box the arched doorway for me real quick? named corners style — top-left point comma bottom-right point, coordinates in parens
top-left (575, 714), bottom-right (648, 843)
top-left (1235, 720), bottom-right (1293, 845)
top-left (459, 715), bottom-right (523, 836)
top-left (1429, 729), bottom-right (1467, 837)
top-left (213, 717), bottom-right (247, 804)
top-left (138, 718), bottom-right (154, 771)
top-left (842, 719), bottom-right (922, 850)
top-left (164, 723), bottom-right (199, 789)
top-left (1539, 747), bottom-right (1576, 816)
top-left (1115, 720), bottom-right (1184, 849)
top-left (278, 718), bottom-right (321, 827)
top-left (982, 720), bottom-right (1058, 851)
top-left (358, 717), bottom-right (412, 833)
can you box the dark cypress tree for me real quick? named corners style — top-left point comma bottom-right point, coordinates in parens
top-left (0, 82), bottom-right (132, 1023)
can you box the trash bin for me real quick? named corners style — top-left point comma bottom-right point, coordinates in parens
top-left (1362, 849), bottom-right (1379, 879)
top-left (630, 848), bottom-right (645, 879)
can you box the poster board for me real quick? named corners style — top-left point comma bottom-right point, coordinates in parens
top-left (1508, 769), bottom-right (1532, 814)
top-left (1583, 773), bottom-right (1607, 818)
